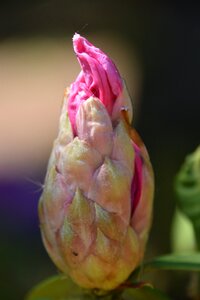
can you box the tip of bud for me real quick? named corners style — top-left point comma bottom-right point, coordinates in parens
top-left (73, 33), bottom-right (90, 56)
top-left (72, 33), bottom-right (81, 46)
top-left (72, 32), bottom-right (80, 41)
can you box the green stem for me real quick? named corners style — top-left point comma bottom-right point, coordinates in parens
top-left (193, 223), bottom-right (200, 299)
top-left (194, 224), bottom-right (200, 251)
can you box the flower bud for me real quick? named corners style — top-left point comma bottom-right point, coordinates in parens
top-left (175, 146), bottom-right (200, 248)
top-left (175, 147), bottom-right (200, 224)
top-left (39, 34), bottom-right (154, 291)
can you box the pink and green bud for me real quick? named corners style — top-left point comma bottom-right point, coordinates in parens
top-left (39, 34), bottom-right (154, 291)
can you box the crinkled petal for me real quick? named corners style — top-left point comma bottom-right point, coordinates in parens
top-left (68, 34), bottom-right (123, 134)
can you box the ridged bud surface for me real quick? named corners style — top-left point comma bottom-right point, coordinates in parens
top-left (39, 34), bottom-right (154, 291)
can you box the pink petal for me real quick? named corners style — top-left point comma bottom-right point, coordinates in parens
top-left (68, 34), bottom-right (123, 134)
top-left (131, 143), bottom-right (143, 214)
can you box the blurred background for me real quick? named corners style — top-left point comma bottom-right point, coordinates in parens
top-left (0, 1), bottom-right (200, 299)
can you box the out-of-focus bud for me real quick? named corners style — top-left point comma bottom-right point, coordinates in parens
top-left (39, 34), bottom-right (154, 291)
top-left (171, 209), bottom-right (197, 253)
top-left (175, 146), bottom-right (200, 248)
